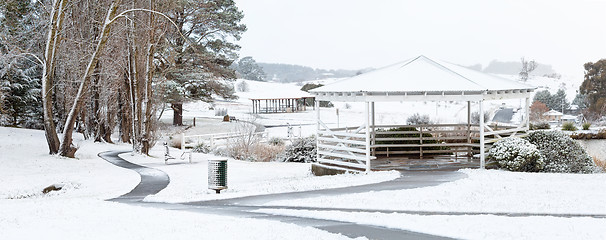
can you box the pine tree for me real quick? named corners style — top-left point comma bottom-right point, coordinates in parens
top-left (157, 0), bottom-right (246, 125)
top-left (234, 56), bottom-right (266, 81)
top-left (0, 0), bottom-right (44, 128)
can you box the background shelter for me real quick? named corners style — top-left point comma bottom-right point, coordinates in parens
top-left (310, 55), bottom-right (537, 172)
top-left (251, 97), bottom-right (315, 114)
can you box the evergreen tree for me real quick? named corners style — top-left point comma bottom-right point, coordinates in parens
top-left (157, 0), bottom-right (246, 125)
top-left (0, 0), bottom-right (43, 128)
top-left (234, 56), bottom-right (266, 81)
top-left (572, 93), bottom-right (588, 110)
top-left (532, 89), bottom-right (569, 112)
top-left (552, 89), bottom-right (570, 113)
top-left (580, 59), bottom-right (606, 118)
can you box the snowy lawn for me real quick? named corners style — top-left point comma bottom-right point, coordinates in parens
top-left (0, 199), bottom-right (355, 240)
top-left (120, 148), bottom-right (400, 203)
top-left (263, 169), bottom-right (606, 215)
top-left (255, 209), bottom-right (606, 240)
top-left (0, 127), bottom-right (139, 200)
top-left (0, 126), bottom-right (393, 239)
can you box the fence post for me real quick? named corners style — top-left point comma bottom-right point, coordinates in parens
top-left (181, 133), bottom-right (185, 152)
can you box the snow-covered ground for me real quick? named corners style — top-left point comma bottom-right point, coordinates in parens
top-left (0, 199), bottom-right (354, 240)
top-left (256, 209), bottom-right (606, 240)
top-left (0, 126), bottom-right (394, 239)
top-left (263, 169), bottom-right (606, 214)
top-left (119, 149), bottom-right (399, 203)
top-left (255, 168), bottom-right (606, 240)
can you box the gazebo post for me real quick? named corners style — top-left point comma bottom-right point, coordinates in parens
top-left (371, 102), bottom-right (375, 156)
top-left (315, 100), bottom-right (320, 163)
top-left (467, 101), bottom-right (472, 158)
top-left (365, 100), bottom-right (371, 172)
top-left (479, 99), bottom-right (485, 169)
top-left (525, 95), bottom-right (530, 129)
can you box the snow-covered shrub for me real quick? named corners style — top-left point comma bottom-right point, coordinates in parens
top-left (406, 113), bottom-right (432, 125)
top-left (268, 137), bottom-right (285, 146)
top-left (192, 142), bottom-right (211, 153)
top-left (281, 136), bottom-right (317, 163)
top-left (236, 81), bottom-right (249, 92)
top-left (530, 122), bottom-right (550, 130)
top-left (526, 131), bottom-right (597, 173)
top-left (488, 137), bottom-right (544, 172)
top-left (561, 122), bottom-right (577, 131)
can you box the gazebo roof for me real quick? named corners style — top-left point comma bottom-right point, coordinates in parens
top-left (311, 55), bottom-right (536, 102)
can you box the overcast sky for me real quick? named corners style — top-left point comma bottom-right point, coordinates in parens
top-left (234, 0), bottom-right (606, 79)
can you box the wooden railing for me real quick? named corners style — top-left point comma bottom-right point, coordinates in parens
top-left (316, 122), bottom-right (528, 170)
top-left (316, 120), bottom-right (373, 170)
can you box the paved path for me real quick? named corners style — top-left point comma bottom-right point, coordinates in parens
top-left (99, 150), bottom-right (457, 239)
top-left (99, 151), bottom-right (170, 202)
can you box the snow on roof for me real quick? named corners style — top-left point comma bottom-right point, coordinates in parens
top-left (544, 109), bottom-right (563, 116)
top-left (310, 55), bottom-right (536, 94)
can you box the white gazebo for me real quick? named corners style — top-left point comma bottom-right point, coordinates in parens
top-left (310, 55), bottom-right (537, 172)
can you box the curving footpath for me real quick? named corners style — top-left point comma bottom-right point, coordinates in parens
top-left (99, 151), bottom-right (170, 202)
top-left (99, 150), bottom-right (459, 240)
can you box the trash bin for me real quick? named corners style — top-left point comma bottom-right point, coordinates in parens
top-left (208, 159), bottom-right (227, 194)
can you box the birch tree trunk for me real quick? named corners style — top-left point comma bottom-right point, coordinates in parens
top-left (59, 0), bottom-right (122, 157)
top-left (41, 0), bottom-right (68, 154)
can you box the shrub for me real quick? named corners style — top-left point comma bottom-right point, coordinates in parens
top-left (582, 122), bottom-right (591, 130)
top-left (406, 113), bottom-right (432, 125)
top-left (192, 142), bottom-right (211, 153)
top-left (561, 122), bottom-right (577, 131)
top-left (488, 137), bottom-right (544, 172)
top-left (526, 131), bottom-right (597, 173)
top-left (251, 143), bottom-right (285, 162)
top-left (570, 129), bottom-right (606, 139)
top-left (268, 137), bottom-right (285, 146)
top-left (530, 122), bottom-right (550, 130)
top-left (282, 136), bottom-right (317, 163)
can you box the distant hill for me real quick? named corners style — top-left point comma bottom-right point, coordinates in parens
top-left (258, 63), bottom-right (371, 83)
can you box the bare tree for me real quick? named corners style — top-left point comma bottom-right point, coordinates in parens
top-left (41, 0), bottom-right (68, 154)
top-left (519, 57), bottom-right (537, 82)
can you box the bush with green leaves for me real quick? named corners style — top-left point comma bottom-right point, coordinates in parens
top-left (281, 136), bottom-right (317, 163)
top-left (582, 122), bottom-right (591, 130)
top-left (526, 131), bottom-right (597, 173)
top-left (561, 122), bottom-right (577, 131)
top-left (488, 137), bottom-right (544, 172)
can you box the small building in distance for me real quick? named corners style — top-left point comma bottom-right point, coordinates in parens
top-left (543, 109), bottom-right (563, 122)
